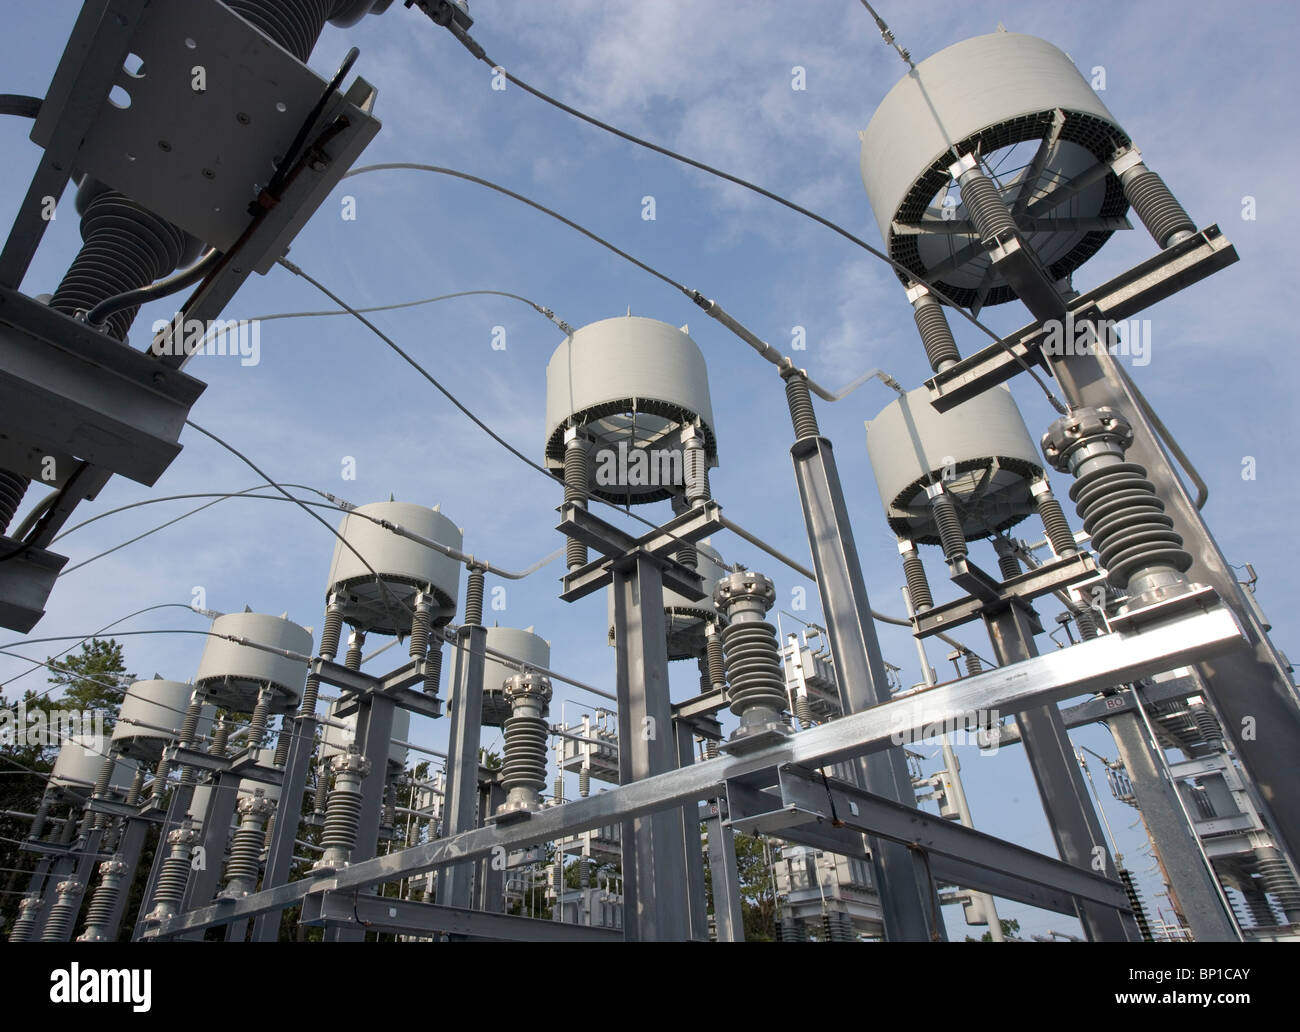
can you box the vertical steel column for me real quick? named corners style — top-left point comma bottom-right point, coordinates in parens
top-left (610, 551), bottom-right (691, 941)
top-left (704, 806), bottom-right (745, 941)
top-left (98, 816), bottom-right (148, 942)
top-left (177, 769), bottom-right (240, 939)
top-left (787, 430), bottom-right (943, 941)
top-left (674, 720), bottom-right (710, 940)
top-left (435, 623), bottom-right (486, 910)
top-left (475, 780), bottom-right (507, 913)
top-left (984, 602), bottom-right (1137, 941)
top-left (1105, 703), bottom-right (1239, 940)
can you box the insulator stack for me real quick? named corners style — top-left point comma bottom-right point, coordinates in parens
top-left (1117, 162), bottom-right (1196, 248)
top-left (226, 0), bottom-right (343, 62)
top-left (994, 540), bottom-right (1021, 580)
top-left (1074, 606), bottom-right (1101, 640)
top-left (683, 433), bottom-right (712, 504)
top-left (899, 542), bottom-right (933, 612)
top-left (464, 568), bottom-right (486, 626)
top-left (1189, 700), bottom-right (1224, 748)
top-left (777, 917), bottom-right (807, 942)
top-left (795, 693), bottom-right (813, 729)
top-left (706, 624), bottom-right (727, 692)
top-left (952, 158), bottom-right (1018, 243)
top-left (964, 653), bottom-right (983, 677)
top-left (0, 469), bottom-right (25, 534)
top-left (50, 185), bottom-right (195, 340)
top-left (714, 571), bottom-right (790, 746)
top-left (147, 822), bottom-right (199, 922)
top-left (1043, 407), bottom-right (1192, 597)
top-left (1034, 484), bottom-right (1080, 557)
top-left (929, 491), bottom-right (968, 562)
top-left (563, 433), bottom-right (591, 571)
top-left (409, 595), bottom-right (431, 661)
top-left (78, 855), bottom-right (128, 942)
top-left (1254, 847), bottom-right (1300, 923)
top-left (784, 372), bottom-right (821, 440)
top-left (1242, 883), bottom-right (1279, 928)
top-left (221, 790), bottom-right (274, 898)
top-left (160, 693), bottom-right (207, 792)
top-left (579, 855), bottom-right (591, 888)
top-left (272, 717), bottom-right (292, 768)
top-left (498, 673), bottom-right (553, 816)
top-left (210, 719), bottom-right (230, 758)
top-left (29, 790), bottom-right (53, 840)
top-left (910, 286), bottom-right (960, 372)
top-left (90, 754), bottom-right (115, 830)
top-left (676, 539), bottom-right (699, 571)
top-left (263, 812), bottom-right (277, 851)
top-left (344, 630), bottom-right (365, 670)
top-left (300, 601), bottom-right (344, 719)
top-left (382, 780), bottom-right (397, 831)
top-left (705, 740), bottom-right (719, 760)
top-left (247, 687), bottom-right (272, 748)
top-left (554, 775), bottom-right (565, 804)
top-left (315, 749), bottom-right (371, 873)
top-left (424, 640), bottom-right (443, 696)
top-left (38, 879), bottom-right (84, 942)
top-left (578, 767), bottom-right (590, 797)
top-left (1115, 868), bottom-right (1153, 941)
top-left (9, 894), bottom-right (44, 942)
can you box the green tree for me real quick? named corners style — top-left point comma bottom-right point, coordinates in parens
top-left (967, 917), bottom-right (1020, 942)
top-left (703, 829), bottom-right (778, 940)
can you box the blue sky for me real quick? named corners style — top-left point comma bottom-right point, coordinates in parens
top-left (2, 0), bottom-right (1297, 939)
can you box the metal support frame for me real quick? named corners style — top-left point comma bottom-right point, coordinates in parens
top-left (306, 890), bottom-right (621, 941)
top-left (142, 601), bottom-right (1241, 939)
top-left (674, 717), bottom-right (710, 940)
top-left (931, 219), bottom-right (1300, 870)
top-left (434, 624), bottom-right (485, 911)
top-left (983, 601), bottom-right (1137, 941)
top-left (788, 432), bottom-right (942, 940)
top-left (704, 800), bottom-right (745, 941)
top-left (610, 551), bottom-right (691, 941)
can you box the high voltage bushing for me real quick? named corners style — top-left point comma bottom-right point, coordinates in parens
top-left (898, 540), bottom-right (933, 613)
top-left (964, 652), bottom-right (983, 677)
top-left (9, 893), bottom-right (44, 942)
top-left (1042, 406), bottom-right (1193, 602)
top-left (714, 571), bottom-right (791, 749)
top-left (314, 747), bottom-right (371, 874)
top-left (948, 154), bottom-right (1017, 244)
top-left (77, 855), bottom-right (128, 942)
top-left (578, 766), bottom-right (590, 797)
top-left (563, 429), bottom-right (592, 572)
top-left (498, 672), bottom-right (553, 818)
top-left (1111, 147), bottom-right (1196, 249)
top-left (907, 283), bottom-right (960, 373)
top-left (39, 879), bottom-right (85, 942)
top-left (220, 788), bottom-right (275, 899)
top-left (146, 820), bottom-right (200, 923)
